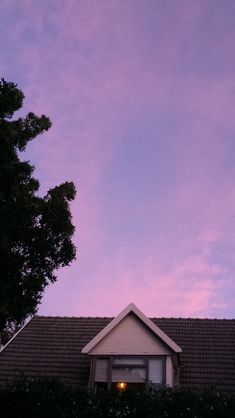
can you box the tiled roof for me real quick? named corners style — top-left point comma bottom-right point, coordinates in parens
top-left (152, 318), bottom-right (235, 392)
top-left (0, 316), bottom-right (235, 392)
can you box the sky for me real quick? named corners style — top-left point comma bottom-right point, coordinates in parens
top-left (1, 0), bottom-right (235, 318)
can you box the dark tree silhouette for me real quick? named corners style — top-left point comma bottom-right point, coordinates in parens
top-left (0, 79), bottom-right (76, 342)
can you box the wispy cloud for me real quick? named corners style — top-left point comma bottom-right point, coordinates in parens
top-left (1, 0), bottom-right (235, 318)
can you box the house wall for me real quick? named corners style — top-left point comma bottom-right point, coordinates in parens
top-left (89, 313), bottom-right (172, 355)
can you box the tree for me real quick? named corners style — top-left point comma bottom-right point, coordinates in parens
top-left (0, 79), bottom-right (76, 342)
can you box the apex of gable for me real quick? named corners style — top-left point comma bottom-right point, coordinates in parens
top-left (82, 303), bottom-right (182, 354)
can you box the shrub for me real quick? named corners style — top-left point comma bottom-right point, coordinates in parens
top-left (0, 379), bottom-right (235, 418)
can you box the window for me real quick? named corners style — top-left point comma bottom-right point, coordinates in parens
top-left (149, 358), bottom-right (164, 384)
top-left (93, 356), bottom-right (165, 391)
top-left (95, 358), bottom-right (109, 382)
top-left (112, 357), bottom-right (146, 383)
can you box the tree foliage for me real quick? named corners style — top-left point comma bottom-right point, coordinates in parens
top-left (0, 79), bottom-right (76, 340)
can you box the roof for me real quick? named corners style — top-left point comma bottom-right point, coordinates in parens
top-left (0, 316), bottom-right (235, 391)
top-left (82, 303), bottom-right (182, 354)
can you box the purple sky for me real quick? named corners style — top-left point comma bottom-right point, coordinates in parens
top-left (1, 0), bottom-right (235, 318)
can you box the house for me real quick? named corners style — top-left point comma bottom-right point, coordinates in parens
top-left (0, 303), bottom-right (235, 392)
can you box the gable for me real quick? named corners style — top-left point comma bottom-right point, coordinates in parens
top-left (89, 313), bottom-right (172, 355)
top-left (82, 303), bottom-right (182, 354)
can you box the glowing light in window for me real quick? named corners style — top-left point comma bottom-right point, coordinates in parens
top-left (116, 382), bottom-right (127, 391)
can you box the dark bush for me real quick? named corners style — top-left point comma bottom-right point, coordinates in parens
top-left (0, 379), bottom-right (235, 418)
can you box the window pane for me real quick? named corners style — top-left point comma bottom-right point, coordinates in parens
top-left (112, 367), bottom-right (146, 382)
top-left (149, 358), bottom-right (163, 384)
top-left (113, 357), bottom-right (145, 365)
top-left (95, 359), bottom-right (108, 382)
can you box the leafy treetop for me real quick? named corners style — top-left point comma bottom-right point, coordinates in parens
top-left (0, 79), bottom-right (76, 342)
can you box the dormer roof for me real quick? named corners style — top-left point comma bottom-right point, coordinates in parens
top-left (81, 303), bottom-right (182, 354)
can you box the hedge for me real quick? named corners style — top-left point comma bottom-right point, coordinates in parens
top-left (0, 379), bottom-right (235, 418)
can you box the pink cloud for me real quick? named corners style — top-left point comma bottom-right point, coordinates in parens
top-left (48, 248), bottom-right (226, 319)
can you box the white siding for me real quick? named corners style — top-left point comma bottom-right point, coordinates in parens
top-left (90, 313), bottom-right (172, 355)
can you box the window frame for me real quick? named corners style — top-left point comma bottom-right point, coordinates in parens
top-left (91, 355), bottom-right (166, 391)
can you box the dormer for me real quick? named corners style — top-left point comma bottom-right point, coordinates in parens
top-left (82, 303), bottom-right (182, 391)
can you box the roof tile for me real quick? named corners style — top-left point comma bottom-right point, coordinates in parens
top-left (0, 316), bottom-right (235, 391)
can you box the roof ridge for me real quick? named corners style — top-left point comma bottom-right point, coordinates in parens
top-left (35, 315), bottom-right (113, 319)
top-left (34, 315), bottom-right (235, 321)
top-left (152, 317), bottom-right (235, 321)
